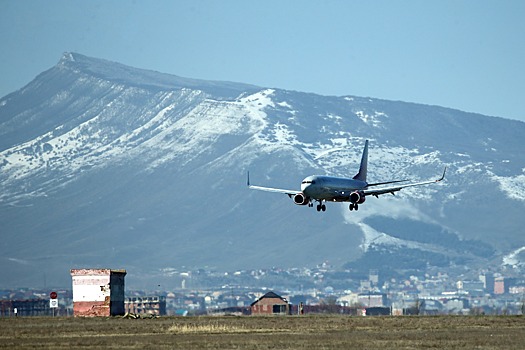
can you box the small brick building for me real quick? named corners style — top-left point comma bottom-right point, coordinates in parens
top-left (251, 291), bottom-right (290, 315)
top-left (70, 268), bottom-right (126, 317)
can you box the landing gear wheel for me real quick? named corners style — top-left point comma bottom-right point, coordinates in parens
top-left (321, 204), bottom-right (326, 212)
top-left (316, 204), bottom-right (322, 212)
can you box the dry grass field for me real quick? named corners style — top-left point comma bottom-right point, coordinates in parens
top-left (1, 315), bottom-right (525, 349)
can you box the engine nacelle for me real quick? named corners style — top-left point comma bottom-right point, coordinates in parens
top-left (349, 190), bottom-right (366, 204)
top-left (293, 193), bottom-right (310, 206)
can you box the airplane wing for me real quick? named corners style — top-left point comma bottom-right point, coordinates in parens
top-left (247, 172), bottom-right (300, 196)
top-left (363, 167), bottom-right (446, 198)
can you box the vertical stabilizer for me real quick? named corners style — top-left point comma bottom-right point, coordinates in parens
top-left (352, 140), bottom-right (368, 181)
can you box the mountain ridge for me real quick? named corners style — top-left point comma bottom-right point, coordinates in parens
top-left (57, 52), bottom-right (262, 97)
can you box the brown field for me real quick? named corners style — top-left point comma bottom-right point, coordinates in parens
top-left (1, 315), bottom-right (525, 349)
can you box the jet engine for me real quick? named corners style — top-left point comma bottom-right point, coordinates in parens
top-left (349, 190), bottom-right (366, 204)
top-left (293, 193), bottom-right (310, 205)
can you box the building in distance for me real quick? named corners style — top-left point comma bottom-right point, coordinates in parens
top-left (70, 269), bottom-right (126, 317)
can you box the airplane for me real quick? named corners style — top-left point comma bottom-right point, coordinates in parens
top-left (247, 140), bottom-right (446, 212)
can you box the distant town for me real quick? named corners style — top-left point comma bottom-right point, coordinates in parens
top-left (2, 262), bottom-right (524, 317)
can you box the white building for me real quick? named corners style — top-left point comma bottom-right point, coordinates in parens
top-left (70, 268), bottom-right (126, 317)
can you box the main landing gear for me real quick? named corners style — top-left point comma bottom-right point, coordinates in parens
top-left (310, 201), bottom-right (360, 212)
top-left (312, 200), bottom-right (326, 212)
top-left (310, 201), bottom-right (359, 212)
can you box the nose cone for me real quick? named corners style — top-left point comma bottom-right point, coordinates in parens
top-left (301, 175), bottom-right (316, 194)
top-left (301, 182), bottom-right (309, 193)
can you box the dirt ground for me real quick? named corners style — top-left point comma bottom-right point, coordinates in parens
top-left (1, 315), bottom-right (525, 349)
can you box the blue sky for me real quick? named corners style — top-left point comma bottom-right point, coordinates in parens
top-left (1, 0), bottom-right (524, 121)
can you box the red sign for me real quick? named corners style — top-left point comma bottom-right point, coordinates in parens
top-left (50, 292), bottom-right (58, 299)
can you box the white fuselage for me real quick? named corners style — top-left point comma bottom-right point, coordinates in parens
top-left (301, 175), bottom-right (368, 201)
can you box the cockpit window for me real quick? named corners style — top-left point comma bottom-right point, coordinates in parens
top-left (301, 180), bottom-right (316, 185)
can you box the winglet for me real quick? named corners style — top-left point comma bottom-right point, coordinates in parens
top-left (247, 171), bottom-right (250, 187)
top-left (437, 167), bottom-right (447, 182)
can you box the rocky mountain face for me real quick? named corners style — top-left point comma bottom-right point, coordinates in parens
top-left (1, 53), bottom-right (524, 288)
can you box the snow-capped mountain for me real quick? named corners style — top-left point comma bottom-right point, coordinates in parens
top-left (1, 52), bottom-right (524, 288)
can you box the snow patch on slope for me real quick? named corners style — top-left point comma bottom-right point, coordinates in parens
top-left (502, 246), bottom-right (525, 268)
top-left (355, 220), bottom-right (456, 256)
top-left (489, 170), bottom-right (525, 201)
top-left (0, 88), bottom-right (277, 200)
top-left (357, 222), bottom-right (404, 252)
top-left (354, 110), bottom-right (388, 128)
top-left (342, 196), bottom-right (442, 252)
top-left (143, 92), bottom-right (270, 167)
